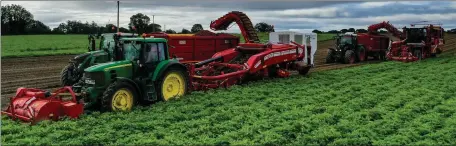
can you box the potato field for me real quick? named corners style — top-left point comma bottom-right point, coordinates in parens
top-left (1, 33), bottom-right (456, 145)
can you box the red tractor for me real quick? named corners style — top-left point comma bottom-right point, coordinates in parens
top-left (387, 22), bottom-right (445, 62)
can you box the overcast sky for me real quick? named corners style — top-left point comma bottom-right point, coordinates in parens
top-left (2, 1), bottom-right (456, 33)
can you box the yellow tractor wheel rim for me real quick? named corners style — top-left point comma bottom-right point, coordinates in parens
top-left (162, 72), bottom-right (186, 101)
top-left (112, 88), bottom-right (134, 111)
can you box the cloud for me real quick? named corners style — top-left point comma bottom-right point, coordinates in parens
top-left (2, 1), bottom-right (454, 33)
top-left (358, 2), bottom-right (396, 8)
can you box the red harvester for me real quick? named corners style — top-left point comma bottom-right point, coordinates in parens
top-left (184, 11), bottom-right (315, 90)
top-left (387, 21), bottom-right (445, 62)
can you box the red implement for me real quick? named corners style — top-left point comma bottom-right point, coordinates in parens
top-left (1, 86), bottom-right (83, 124)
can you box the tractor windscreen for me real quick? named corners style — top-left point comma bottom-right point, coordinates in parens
top-left (340, 36), bottom-right (352, 44)
top-left (122, 41), bottom-right (140, 61)
top-left (406, 28), bottom-right (426, 43)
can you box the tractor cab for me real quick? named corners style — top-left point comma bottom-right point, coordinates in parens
top-left (116, 37), bottom-right (169, 71)
top-left (403, 27), bottom-right (427, 44)
top-left (334, 33), bottom-right (358, 50)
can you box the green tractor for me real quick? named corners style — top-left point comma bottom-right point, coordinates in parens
top-left (72, 37), bottom-right (188, 112)
top-left (325, 33), bottom-right (367, 64)
top-left (60, 33), bottom-right (138, 86)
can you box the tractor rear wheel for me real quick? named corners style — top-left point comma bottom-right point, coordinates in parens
top-left (357, 48), bottom-right (366, 62)
top-left (101, 81), bottom-right (138, 112)
top-left (344, 50), bottom-right (356, 64)
top-left (325, 49), bottom-right (336, 63)
top-left (60, 63), bottom-right (81, 86)
top-left (157, 67), bottom-right (188, 101)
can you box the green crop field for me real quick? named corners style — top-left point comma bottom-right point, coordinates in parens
top-left (1, 33), bottom-right (334, 58)
top-left (1, 35), bottom-right (89, 58)
top-left (2, 54), bottom-right (455, 145)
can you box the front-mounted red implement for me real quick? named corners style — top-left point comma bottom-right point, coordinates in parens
top-left (1, 86), bottom-right (84, 124)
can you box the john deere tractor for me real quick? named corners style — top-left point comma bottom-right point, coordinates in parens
top-left (60, 33), bottom-right (138, 86)
top-left (72, 37), bottom-right (188, 112)
top-left (325, 33), bottom-right (367, 64)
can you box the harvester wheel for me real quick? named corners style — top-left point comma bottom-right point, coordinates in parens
top-left (157, 67), bottom-right (188, 101)
top-left (60, 63), bottom-right (80, 86)
top-left (101, 81), bottom-right (138, 112)
top-left (344, 50), bottom-right (356, 64)
top-left (325, 49), bottom-right (336, 63)
top-left (267, 65), bottom-right (278, 78)
top-left (414, 50), bottom-right (422, 60)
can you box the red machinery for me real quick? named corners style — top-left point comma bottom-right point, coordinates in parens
top-left (359, 21), bottom-right (403, 60)
top-left (1, 87), bottom-right (83, 124)
top-left (142, 30), bottom-right (239, 61)
top-left (386, 22), bottom-right (445, 62)
top-left (185, 11), bottom-right (314, 90)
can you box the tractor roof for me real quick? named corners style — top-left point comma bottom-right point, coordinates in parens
top-left (120, 37), bottom-right (167, 43)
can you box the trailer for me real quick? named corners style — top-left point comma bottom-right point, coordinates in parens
top-left (143, 31), bottom-right (239, 61)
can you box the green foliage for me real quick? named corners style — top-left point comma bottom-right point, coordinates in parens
top-left (2, 55), bottom-right (456, 145)
top-left (1, 35), bottom-right (88, 58)
top-left (191, 24), bottom-right (204, 33)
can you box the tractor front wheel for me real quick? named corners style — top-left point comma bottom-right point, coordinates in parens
top-left (101, 81), bottom-right (138, 112)
top-left (344, 50), bottom-right (356, 64)
top-left (325, 49), bottom-right (336, 63)
top-left (60, 63), bottom-right (81, 86)
top-left (157, 68), bottom-right (188, 101)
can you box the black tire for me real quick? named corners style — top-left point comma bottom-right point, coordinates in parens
top-left (101, 81), bottom-right (138, 112)
top-left (357, 48), bottom-right (366, 62)
top-left (325, 49), bottom-right (336, 63)
top-left (298, 66), bottom-right (311, 75)
top-left (414, 50), bottom-right (422, 60)
top-left (344, 50), bottom-right (356, 64)
top-left (267, 65), bottom-right (279, 78)
top-left (157, 67), bottom-right (189, 101)
top-left (60, 63), bottom-right (81, 86)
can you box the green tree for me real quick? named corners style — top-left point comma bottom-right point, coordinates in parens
top-left (312, 29), bottom-right (323, 34)
top-left (181, 28), bottom-right (191, 34)
top-left (254, 22), bottom-right (274, 32)
top-left (1, 4), bottom-right (34, 35)
top-left (340, 29), bottom-right (348, 33)
top-left (128, 13), bottom-right (150, 34)
top-left (191, 24), bottom-right (204, 33)
top-left (165, 29), bottom-right (177, 34)
top-left (146, 23), bottom-right (162, 33)
top-left (26, 20), bottom-right (51, 34)
top-left (348, 28), bottom-right (356, 32)
top-left (356, 29), bottom-right (368, 33)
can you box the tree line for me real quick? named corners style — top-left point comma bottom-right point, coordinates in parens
top-left (1, 4), bottom-right (276, 36)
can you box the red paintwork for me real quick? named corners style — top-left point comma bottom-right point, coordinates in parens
top-left (368, 21), bottom-right (404, 39)
top-left (1, 87), bottom-right (83, 124)
top-left (387, 23), bottom-right (445, 62)
top-left (210, 11), bottom-right (260, 43)
top-left (143, 32), bottom-right (240, 61)
top-left (356, 33), bottom-right (390, 55)
top-left (186, 41), bottom-right (309, 91)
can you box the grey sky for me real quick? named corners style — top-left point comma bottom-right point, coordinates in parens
top-left (2, 1), bottom-right (456, 33)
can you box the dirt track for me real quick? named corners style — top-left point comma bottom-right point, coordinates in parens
top-left (2, 34), bottom-right (455, 108)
